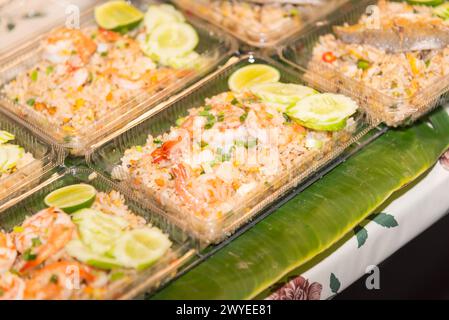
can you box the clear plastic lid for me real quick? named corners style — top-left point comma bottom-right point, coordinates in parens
top-left (0, 166), bottom-right (197, 299)
top-left (279, 0), bottom-right (449, 127)
top-left (0, 112), bottom-right (59, 204)
top-left (0, 0), bottom-right (93, 61)
top-left (0, 0), bottom-right (238, 155)
top-left (87, 54), bottom-right (372, 245)
top-left (174, 0), bottom-right (348, 48)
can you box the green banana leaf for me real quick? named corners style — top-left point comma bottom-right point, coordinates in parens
top-left (153, 107), bottom-right (449, 300)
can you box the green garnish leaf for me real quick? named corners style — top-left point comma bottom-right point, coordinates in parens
top-left (357, 59), bottom-right (370, 70)
top-left (110, 272), bottom-right (125, 282)
top-left (23, 249), bottom-right (37, 261)
top-left (240, 112), bottom-right (248, 123)
top-left (46, 66), bottom-right (54, 75)
top-left (217, 112), bottom-right (225, 122)
top-left (31, 237), bottom-right (42, 247)
top-left (153, 139), bottom-right (162, 145)
top-left (205, 114), bottom-right (216, 129)
top-left (49, 274), bottom-right (59, 284)
top-left (30, 70), bottom-right (38, 82)
top-left (26, 98), bottom-right (36, 106)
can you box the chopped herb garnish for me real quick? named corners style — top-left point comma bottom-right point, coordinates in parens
top-left (217, 112), bottom-right (225, 122)
top-left (198, 110), bottom-right (210, 117)
top-left (26, 98), bottom-right (36, 106)
top-left (204, 105), bottom-right (212, 111)
top-left (100, 51), bottom-right (108, 57)
top-left (204, 114), bottom-right (216, 129)
top-left (30, 70), bottom-right (38, 82)
top-left (63, 136), bottom-right (72, 143)
top-left (231, 98), bottom-right (239, 105)
top-left (357, 59), bottom-right (370, 70)
top-left (13, 97), bottom-right (19, 104)
top-left (153, 139), bottom-right (162, 145)
top-left (46, 65), bottom-right (54, 75)
top-left (175, 117), bottom-right (186, 127)
top-left (7, 23), bottom-right (15, 31)
top-left (110, 272), bottom-right (125, 282)
top-left (239, 112), bottom-right (248, 123)
top-left (23, 249), bottom-right (37, 261)
top-left (200, 140), bottom-right (208, 149)
top-left (425, 60), bottom-right (431, 68)
top-left (49, 274), bottom-right (58, 284)
top-left (31, 237), bottom-right (42, 247)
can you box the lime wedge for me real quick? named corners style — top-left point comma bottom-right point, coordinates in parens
top-left (228, 64), bottom-right (281, 93)
top-left (142, 22), bottom-right (199, 60)
top-left (44, 184), bottom-right (96, 213)
top-left (144, 4), bottom-right (185, 33)
top-left (250, 82), bottom-right (318, 110)
top-left (66, 240), bottom-right (122, 270)
top-left (0, 131), bottom-right (15, 144)
top-left (95, 1), bottom-right (144, 32)
top-left (113, 228), bottom-right (171, 271)
top-left (407, 0), bottom-right (444, 6)
top-left (433, 2), bottom-right (449, 18)
top-left (287, 93), bottom-right (358, 131)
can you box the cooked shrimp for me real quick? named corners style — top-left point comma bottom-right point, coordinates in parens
top-left (45, 28), bottom-right (97, 65)
top-left (151, 136), bottom-right (183, 164)
top-left (13, 208), bottom-right (76, 272)
top-left (0, 272), bottom-right (25, 300)
top-left (171, 163), bottom-right (203, 214)
top-left (24, 261), bottom-right (96, 300)
top-left (0, 232), bottom-right (17, 274)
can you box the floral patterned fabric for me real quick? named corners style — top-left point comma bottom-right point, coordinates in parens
top-left (267, 276), bottom-right (322, 300)
top-left (441, 149), bottom-right (449, 170)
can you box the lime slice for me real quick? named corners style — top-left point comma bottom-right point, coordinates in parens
top-left (433, 2), bottom-right (449, 18)
top-left (0, 131), bottom-right (15, 144)
top-left (95, 1), bottom-right (144, 31)
top-left (44, 184), bottom-right (96, 213)
top-left (144, 4), bottom-right (185, 33)
top-left (66, 240), bottom-right (122, 270)
top-left (407, 0), bottom-right (444, 6)
top-left (113, 228), bottom-right (171, 271)
top-left (287, 93), bottom-right (358, 131)
top-left (142, 22), bottom-right (199, 60)
top-left (228, 64), bottom-right (281, 93)
top-left (250, 82), bottom-right (318, 110)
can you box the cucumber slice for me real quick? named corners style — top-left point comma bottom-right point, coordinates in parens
top-left (407, 0), bottom-right (444, 7)
top-left (287, 93), bottom-right (358, 132)
top-left (160, 51), bottom-right (201, 69)
top-left (112, 228), bottom-right (171, 271)
top-left (44, 184), bottom-right (96, 213)
top-left (72, 208), bottom-right (129, 255)
top-left (0, 144), bottom-right (23, 173)
top-left (250, 83), bottom-right (318, 111)
top-left (143, 4), bottom-right (185, 33)
top-left (228, 64), bottom-right (281, 93)
top-left (66, 240), bottom-right (122, 270)
top-left (94, 1), bottom-right (143, 31)
top-left (142, 22), bottom-right (199, 60)
top-left (0, 131), bottom-right (15, 144)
